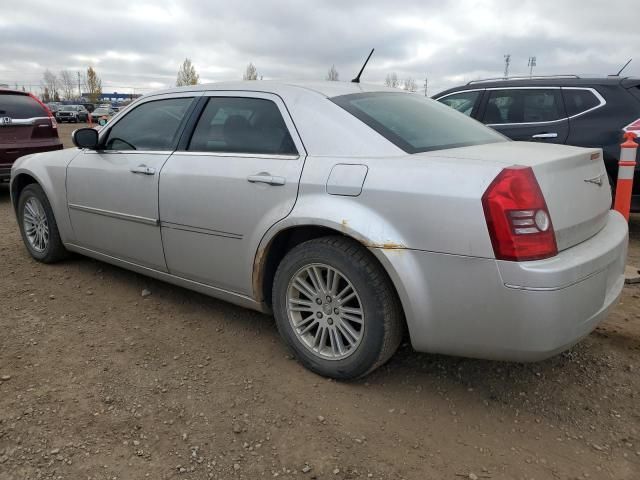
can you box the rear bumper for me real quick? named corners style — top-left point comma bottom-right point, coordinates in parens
top-left (373, 210), bottom-right (628, 361)
top-left (0, 143), bottom-right (63, 179)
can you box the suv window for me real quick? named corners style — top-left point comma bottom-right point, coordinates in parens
top-left (437, 91), bottom-right (480, 116)
top-left (332, 92), bottom-right (505, 154)
top-left (562, 89), bottom-right (600, 117)
top-left (104, 97), bottom-right (192, 151)
top-left (188, 97), bottom-right (297, 155)
top-left (0, 93), bottom-right (47, 119)
top-left (483, 89), bottom-right (563, 124)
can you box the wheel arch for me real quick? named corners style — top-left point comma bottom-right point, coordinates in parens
top-left (253, 221), bottom-right (410, 333)
top-left (10, 172), bottom-right (40, 214)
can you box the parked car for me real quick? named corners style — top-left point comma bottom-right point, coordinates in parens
top-left (434, 75), bottom-right (640, 210)
top-left (0, 88), bottom-right (62, 182)
top-left (46, 102), bottom-right (61, 114)
top-left (56, 105), bottom-right (89, 123)
top-left (89, 107), bottom-right (115, 124)
top-left (10, 82), bottom-right (627, 379)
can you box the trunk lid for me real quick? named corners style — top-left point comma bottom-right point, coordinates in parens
top-left (430, 141), bottom-right (611, 252)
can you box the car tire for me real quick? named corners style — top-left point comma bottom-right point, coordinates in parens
top-left (17, 184), bottom-right (69, 263)
top-left (272, 236), bottom-right (403, 379)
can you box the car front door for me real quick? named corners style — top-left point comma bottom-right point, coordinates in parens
top-left (159, 92), bottom-right (306, 295)
top-left (479, 88), bottom-right (569, 143)
top-left (66, 93), bottom-right (198, 270)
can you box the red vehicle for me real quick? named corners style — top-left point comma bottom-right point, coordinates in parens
top-left (0, 89), bottom-right (63, 181)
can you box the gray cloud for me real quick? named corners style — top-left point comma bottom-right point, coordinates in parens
top-left (0, 0), bottom-right (637, 96)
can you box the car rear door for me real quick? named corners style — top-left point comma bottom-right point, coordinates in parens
top-left (479, 88), bottom-right (569, 143)
top-left (66, 93), bottom-right (199, 270)
top-left (159, 92), bottom-right (306, 296)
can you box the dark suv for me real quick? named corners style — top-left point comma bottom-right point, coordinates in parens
top-left (434, 76), bottom-right (640, 210)
top-left (0, 89), bottom-right (63, 181)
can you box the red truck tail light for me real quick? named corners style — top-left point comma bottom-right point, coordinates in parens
top-left (482, 166), bottom-right (557, 261)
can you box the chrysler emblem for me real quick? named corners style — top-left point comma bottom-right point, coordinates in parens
top-left (0, 117), bottom-right (11, 125)
top-left (584, 174), bottom-right (604, 187)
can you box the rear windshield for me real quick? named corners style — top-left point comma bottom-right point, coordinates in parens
top-left (0, 93), bottom-right (46, 119)
top-left (331, 92), bottom-right (506, 153)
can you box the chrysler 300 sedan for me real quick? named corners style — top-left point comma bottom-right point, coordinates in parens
top-left (10, 81), bottom-right (628, 379)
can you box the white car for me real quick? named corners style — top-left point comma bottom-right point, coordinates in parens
top-left (10, 81), bottom-right (628, 378)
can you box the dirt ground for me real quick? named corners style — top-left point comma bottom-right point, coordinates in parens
top-left (0, 124), bottom-right (639, 480)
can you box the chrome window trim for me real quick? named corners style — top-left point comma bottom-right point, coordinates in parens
top-left (434, 89), bottom-right (483, 101)
top-left (436, 86), bottom-right (606, 126)
top-left (561, 87), bottom-right (607, 120)
top-left (172, 151), bottom-right (300, 160)
top-left (68, 203), bottom-right (158, 226)
top-left (85, 150), bottom-right (172, 155)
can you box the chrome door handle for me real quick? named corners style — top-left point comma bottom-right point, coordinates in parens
top-left (531, 132), bottom-right (558, 139)
top-left (247, 173), bottom-right (286, 186)
top-left (130, 165), bottom-right (156, 175)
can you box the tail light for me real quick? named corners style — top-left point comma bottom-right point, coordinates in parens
top-left (482, 166), bottom-right (557, 261)
top-left (28, 93), bottom-right (59, 134)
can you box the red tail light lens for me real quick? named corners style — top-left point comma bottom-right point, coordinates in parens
top-left (482, 166), bottom-right (557, 261)
top-left (28, 93), bottom-right (58, 133)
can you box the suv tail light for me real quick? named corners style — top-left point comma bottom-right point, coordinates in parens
top-left (482, 166), bottom-right (557, 261)
top-left (28, 93), bottom-right (58, 133)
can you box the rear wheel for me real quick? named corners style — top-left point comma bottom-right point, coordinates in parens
top-left (272, 236), bottom-right (403, 379)
top-left (17, 184), bottom-right (68, 263)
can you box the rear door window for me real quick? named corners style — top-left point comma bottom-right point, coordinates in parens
top-left (562, 89), bottom-right (601, 117)
top-left (437, 90), bottom-right (481, 116)
top-left (483, 89), bottom-right (564, 124)
top-left (0, 93), bottom-right (47, 119)
top-left (188, 97), bottom-right (297, 155)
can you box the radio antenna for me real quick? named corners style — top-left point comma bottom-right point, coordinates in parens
top-left (351, 49), bottom-right (375, 83)
top-left (615, 58), bottom-right (632, 76)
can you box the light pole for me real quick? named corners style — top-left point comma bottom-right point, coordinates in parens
top-left (528, 56), bottom-right (537, 78)
top-left (503, 54), bottom-right (511, 79)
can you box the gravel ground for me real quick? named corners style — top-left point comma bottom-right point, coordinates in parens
top-left (0, 124), bottom-right (639, 479)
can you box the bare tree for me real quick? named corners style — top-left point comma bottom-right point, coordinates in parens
top-left (243, 62), bottom-right (258, 80)
top-left (86, 67), bottom-right (102, 104)
top-left (41, 70), bottom-right (60, 101)
top-left (59, 70), bottom-right (76, 100)
top-left (41, 87), bottom-right (51, 103)
top-left (176, 58), bottom-right (200, 86)
top-left (384, 72), bottom-right (399, 88)
top-left (402, 78), bottom-right (417, 92)
top-left (326, 65), bottom-right (339, 81)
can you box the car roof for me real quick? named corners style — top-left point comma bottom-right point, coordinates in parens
top-left (0, 88), bottom-right (29, 96)
top-left (435, 76), bottom-right (640, 97)
top-left (144, 80), bottom-right (400, 100)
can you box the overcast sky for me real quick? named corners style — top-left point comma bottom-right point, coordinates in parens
top-left (1, 0), bottom-right (638, 96)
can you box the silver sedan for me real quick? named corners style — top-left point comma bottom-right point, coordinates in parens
top-left (10, 81), bottom-right (628, 379)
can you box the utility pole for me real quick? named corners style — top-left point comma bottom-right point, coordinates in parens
top-left (423, 77), bottom-right (428, 97)
top-left (503, 54), bottom-right (511, 79)
top-left (77, 71), bottom-right (81, 99)
top-left (528, 56), bottom-right (537, 78)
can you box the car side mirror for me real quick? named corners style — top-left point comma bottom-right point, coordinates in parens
top-left (72, 128), bottom-right (99, 149)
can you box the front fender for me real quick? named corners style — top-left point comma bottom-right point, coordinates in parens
top-left (11, 149), bottom-right (80, 244)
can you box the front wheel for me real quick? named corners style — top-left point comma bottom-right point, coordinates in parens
top-left (272, 236), bottom-right (403, 379)
top-left (17, 184), bottom-right (68, 263)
